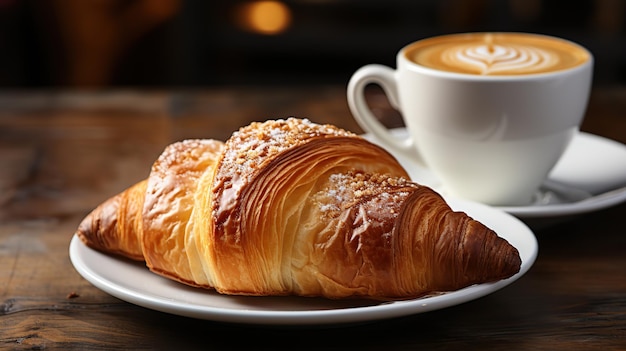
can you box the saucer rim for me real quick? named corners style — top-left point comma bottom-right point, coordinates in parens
top-left (361, 129), bottom-right (626, 218)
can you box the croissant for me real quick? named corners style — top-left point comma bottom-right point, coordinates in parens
top-left (76, 118), bottom-right (521, 300)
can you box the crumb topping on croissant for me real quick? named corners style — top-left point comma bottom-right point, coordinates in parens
top-left (313, 171), bottom-right (415, 217)
top-left (76, 117), bottom-right (521, 301)
top-left (213, 118), bottom-right (357, 222)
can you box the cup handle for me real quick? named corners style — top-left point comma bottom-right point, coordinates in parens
top-left (347, 64), bottom-right (424, 165)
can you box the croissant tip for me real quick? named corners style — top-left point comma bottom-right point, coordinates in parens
top-left (483, 237), bottom-right (522, 283)
top-left (507, 246), bottom-right (523, 275)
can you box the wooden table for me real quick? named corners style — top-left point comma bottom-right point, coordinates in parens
top-left (1, 86), bottom-right (625, 350)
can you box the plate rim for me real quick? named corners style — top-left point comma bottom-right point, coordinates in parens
top-left (69, 199), bottom-right (537, 326)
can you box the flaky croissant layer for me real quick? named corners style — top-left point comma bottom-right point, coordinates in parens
top-left (77, 118), bottom-right (521, 300)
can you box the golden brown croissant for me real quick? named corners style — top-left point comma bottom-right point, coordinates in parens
top-left (76, 118), bottom-right (521, 300)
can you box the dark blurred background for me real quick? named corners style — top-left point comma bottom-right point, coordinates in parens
top-left (1, 0), bottom-right (624, 89)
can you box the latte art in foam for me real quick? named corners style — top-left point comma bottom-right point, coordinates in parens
top-left (406, 33), bottom-right (589, 76)
top-left (448, 43), bottom-right (556, 75)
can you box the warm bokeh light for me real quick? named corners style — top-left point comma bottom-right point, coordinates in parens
top-left (236, 1), bottom-right (292, 35)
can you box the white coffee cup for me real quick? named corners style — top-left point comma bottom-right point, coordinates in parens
top-left (347, 32), bottom-right (593, 206)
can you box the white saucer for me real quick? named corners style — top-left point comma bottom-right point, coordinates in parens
top-left (362, 130), bottom-right (626, 219)
top-left (69, 198), bottom-right (537, 326)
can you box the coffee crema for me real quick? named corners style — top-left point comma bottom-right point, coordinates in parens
top-left (405, 33), bottom-right (590, 76)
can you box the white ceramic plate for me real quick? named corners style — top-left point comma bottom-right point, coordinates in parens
top-left (69, 199), bottom-right (537, 326)
top-left (363, 130), bottom-right (626, 218)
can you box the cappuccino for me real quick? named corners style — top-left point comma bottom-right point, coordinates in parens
top-left (348, 32), bottom-right (593, 205)
top-left (405, 32), bottom-right (589, 76)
